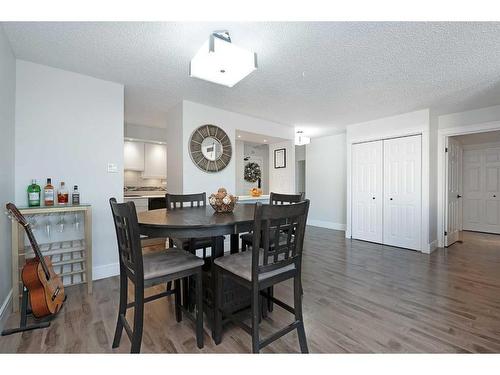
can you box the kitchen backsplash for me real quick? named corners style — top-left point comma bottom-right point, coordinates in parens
top-left (124, 170), bottom-right (166, 190)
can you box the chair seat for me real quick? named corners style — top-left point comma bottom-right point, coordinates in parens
top-left (143, 249), bottom-right (204, 281)
top-left (214, 249), bottom-right (295, 282)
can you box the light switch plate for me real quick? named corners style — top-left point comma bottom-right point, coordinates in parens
top-left (107, 163), bottom-right (118, 173)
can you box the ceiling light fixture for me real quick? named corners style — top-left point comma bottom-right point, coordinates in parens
top-left (189, 30), bottom-right (257, 87)
top-left (295, 131), bottom-right (310, 146)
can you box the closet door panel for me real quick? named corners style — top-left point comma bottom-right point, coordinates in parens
top-left (383, 135), bottom-right (422, 250)
top-left (351, 140), bottom-right (383, 243)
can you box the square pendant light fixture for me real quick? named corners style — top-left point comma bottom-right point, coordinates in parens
top-left (190, 31), bottom-right (257, 87)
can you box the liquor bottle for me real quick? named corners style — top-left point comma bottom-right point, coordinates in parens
top-left (72, 185), bottom-right (80, 205)
top-left (57, 181), bottom-right (69, 204)
top-left (44, 178), bottom-right (55, 206)
top-left (27, 179), bottom-right (41, 207)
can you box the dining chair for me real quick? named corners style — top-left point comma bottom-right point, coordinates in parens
top-left (109, 198), bottom-right (204, 353)
top-left (213, 200), bottom-right (310, 353)
top-left (240, 192), bottom-right (305, 314)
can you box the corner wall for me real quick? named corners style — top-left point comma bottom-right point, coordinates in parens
top-left (306, 133), bottom-right (346, 230)
top-left (0, 26), bottom-right (16, 328)
top-left (15, 60), bottom-right (125, 279)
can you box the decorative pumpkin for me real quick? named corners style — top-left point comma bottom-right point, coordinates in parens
top-left (250, 187), bottom-right (263, 197)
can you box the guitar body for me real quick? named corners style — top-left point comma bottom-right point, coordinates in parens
top-left (21, 256), bottom-right (65, 318)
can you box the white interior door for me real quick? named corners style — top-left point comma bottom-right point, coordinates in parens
top-left (383, 135), bottom-right (422, 251)
top-left (445, 137), bottom-right (463, 246)
top-left (351, 140), bottom-right (383, 243)
top-left (463, 146), bottom-right (500, 234)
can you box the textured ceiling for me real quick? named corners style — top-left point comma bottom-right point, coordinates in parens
top-left (4, 22), bottom-right (500, 137)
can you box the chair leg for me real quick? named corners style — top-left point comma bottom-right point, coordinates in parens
top-left (251, 285), bottom-right (260, 353)
top-left (112, 270), bottom-right (128, 349)
top-left (294, 275), bottom-right (308, 354)
top-left (213, 266), bottom-right (223, 345)
top-left (166, 281), bottom-right (172, 291)
top-left (267, 286), bottom-right (274, 312)
top-left (195, 269), bottom-right (204, 349)
top-left (182, 277), bottom-right (189, 309)
top-left (174, 279), bottom-right (182, 323)
top-left (130, 282), bottom-right (144, 354)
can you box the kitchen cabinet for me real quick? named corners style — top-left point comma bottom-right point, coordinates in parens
top-left (123, 197), bottom-right (149, 213)
top-left (143, 143), bottom-right (167, 179)
top-left (124, 141), bottom-right (145, 171)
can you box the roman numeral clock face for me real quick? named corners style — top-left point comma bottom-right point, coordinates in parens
top-left (189, 125), bottom-right (232, 173)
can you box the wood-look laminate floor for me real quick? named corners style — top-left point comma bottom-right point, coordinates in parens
top-left (1, 228), bottom-right (500, 353)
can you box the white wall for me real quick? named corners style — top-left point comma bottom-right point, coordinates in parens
top-left (439, 104), bottom-right (500, 129)
top-left (15, 60), bottom-right (124, 279)
top-left (346, 109), bottom-right (433, 253)
top-left (181, 101), bottom-right (295, 196)
top-left (269, 141), bottom-right (296, 194)
top-left (306, 134), bottom-right (346, 230)
top-left (0, 26), bottom-right (16, 327)
top-left (165, 102), bottom-right (183, 194)
top-left (125, 123), bottom-right (167, 142)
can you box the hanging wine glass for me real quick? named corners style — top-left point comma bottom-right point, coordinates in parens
top-left (28, 215), bottom-right (38, 232)
top-left (73, 212), bottom-right (80, 231)
top-left (58, 213), bottom-right (66, 233)
top-left (45, 214), bottom-right (52, 239)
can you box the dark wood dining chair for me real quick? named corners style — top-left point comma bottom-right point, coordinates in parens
top-left (109, 198), bottom-right (204, 353)
top-left (240, 192), bottom-right (305, 313)
top-left (213, 200), bottom-right (310, 353)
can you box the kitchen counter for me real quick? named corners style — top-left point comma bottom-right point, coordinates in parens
top-left (237, 194), bottom-right (270, 203)
top-left (124, 194), bottom-right (165, 199)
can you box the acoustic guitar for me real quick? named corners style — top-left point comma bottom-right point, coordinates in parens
top-left (6, 203), bottom-right (65, 318)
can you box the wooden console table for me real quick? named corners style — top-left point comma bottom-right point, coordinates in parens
top-left (10, 204), bottom-right (92, 312)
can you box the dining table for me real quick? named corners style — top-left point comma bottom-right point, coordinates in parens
top-left (137, 203), bottom-right (258, 339)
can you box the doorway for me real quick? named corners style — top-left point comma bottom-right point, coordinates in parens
top-left (444, 130), bottom-right (500, 247)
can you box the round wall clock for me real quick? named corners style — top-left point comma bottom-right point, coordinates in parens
top-left (189, 124), bottom-right (232, 173)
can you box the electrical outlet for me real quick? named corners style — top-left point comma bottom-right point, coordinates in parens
top-left (107, 163), bottom-right (118, 173)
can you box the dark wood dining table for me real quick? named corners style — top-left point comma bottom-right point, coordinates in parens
top-left (137, 203), bottom-right (258, 339)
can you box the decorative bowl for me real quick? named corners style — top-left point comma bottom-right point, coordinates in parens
top-left (209, 187), bottom-right (238, 213)
top-left (250, 187), bottom-right (263, 197)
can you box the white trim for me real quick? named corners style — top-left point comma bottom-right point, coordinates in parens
top-left (426, 240), bottom-right (438, 254)
top-left (0, 289), bottom-right (13, 331)
top-left (437, 120), bottom-right (500, 247)
top-left (93, 263), bottom-right (120, 280)
top-left (347, 129), bottom-right (430, 253)
top-left (307, 219), bottom-right (346, 231)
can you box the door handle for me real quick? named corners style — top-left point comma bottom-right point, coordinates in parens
top-left (389, 198), bottom-right (393, 201)
top-left (457, 194), bottom-right (462, 198)
top-left (494, 195), bottom-right (497, 198)
top-left (372, 197), bottom-right (375, 200)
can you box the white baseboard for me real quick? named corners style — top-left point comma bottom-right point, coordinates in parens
top-left (307, 219), bottom-right (346, 231)
top-left (427, 240), bottom-right (438, 253)
top-left (0, 289), bottom-right (13, 331)
top-left (93, 263), bottom-right (120, 280)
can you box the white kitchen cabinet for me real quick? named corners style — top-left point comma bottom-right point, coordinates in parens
top-left (123, 197), bottom-right (149, 213)
top-left (124, 141), bottom-right (145, 171)
top-left (143, 143), bottom-right (167, 179)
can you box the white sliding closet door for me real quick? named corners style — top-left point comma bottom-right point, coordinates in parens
top-left (383, 135), bottom-right (422, 250)
top-left (351, 140), bottom-right (383, 243)
top-left (463, 146), bottom-right (500, 234)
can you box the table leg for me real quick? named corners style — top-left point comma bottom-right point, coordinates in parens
top-left (230, 234), bottom-right (239, 254)
top-left (211, 236), bottom-right (225, 341)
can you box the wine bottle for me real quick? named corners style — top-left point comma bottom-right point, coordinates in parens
top-left (44, 178), bottom-right (55, 206)
top-left (27, 179), bottom-right (41, 207)
top-left (57, 181), bottom-right (69, 204)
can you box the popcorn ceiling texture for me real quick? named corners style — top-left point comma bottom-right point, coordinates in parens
top-left (4, 22), bottom-right (500, 136)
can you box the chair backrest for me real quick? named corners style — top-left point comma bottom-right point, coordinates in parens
top-left (109, 198), bottom-right (143, 281)
top-left (251, 200), bottom-right (310, 284)
top-left (165, 192), bottom-right (206, 210)
top-left (270, 192), bottom-right (305, 205)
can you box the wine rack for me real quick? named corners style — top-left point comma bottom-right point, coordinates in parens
top-left (10, 204), bottom-right (92, 313)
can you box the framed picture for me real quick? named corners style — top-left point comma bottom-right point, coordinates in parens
top-left (274, 148), bottom-right (286, 169)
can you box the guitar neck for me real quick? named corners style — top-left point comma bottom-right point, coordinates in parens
top-left (23, 223), bottom-right (51, 280)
